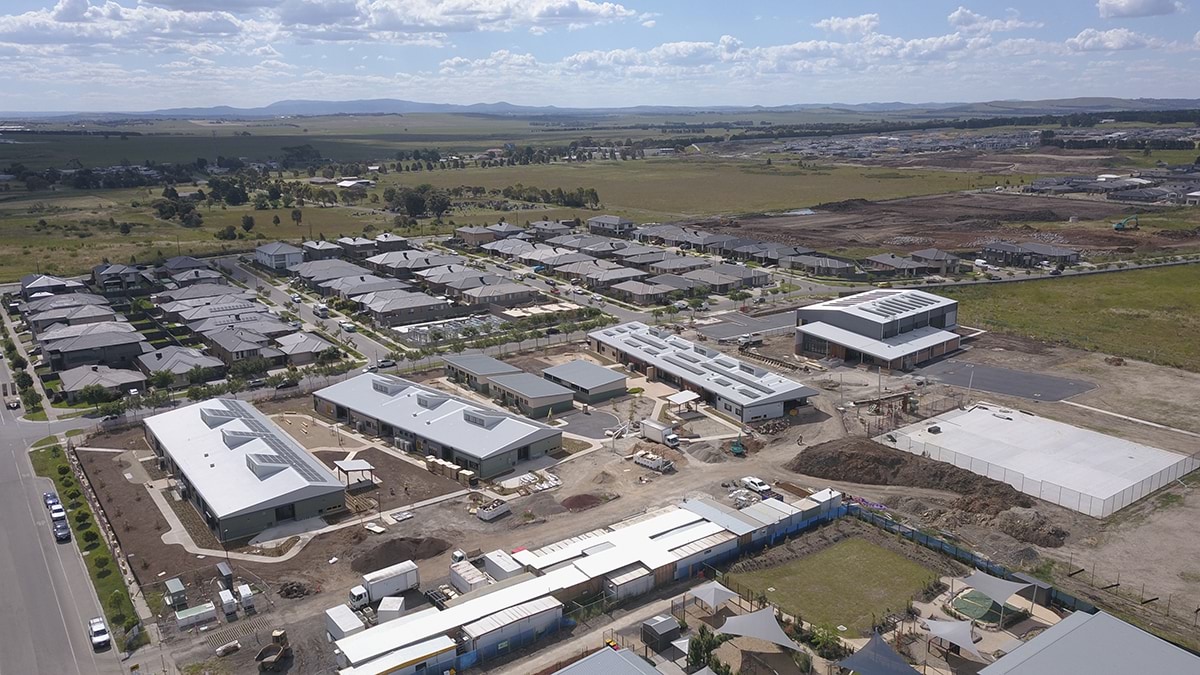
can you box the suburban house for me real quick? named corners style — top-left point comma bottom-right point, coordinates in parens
top-left (58, 365), bottom-right (146, 403)
top-left (648, 274), bottom-right (710, 293)
top-left (27, 304), bottom-right (118, 334)
top-left (21, 292), bottom-right (108, 316)
top-left (202, 327), bottom-right (277, 366)
top-left (587, 215), bottom-right (636, 238)
top-left (462, 283), bottom-right (538, 307)
top-left (780, 255), bottom-right (858, 278)
top-left (170, 269), bottom-right (226, 287)
top-left (366, 251), bottom-right (466, 278)
top-left (980, 241), bottom-right (1081, 267)
top-left (584, 266), bottom-right (647, 289)
top-left (529, 220), bottom-right (574, 240)
top-left (43, 330), bottom-right (150, 372)
top-left (274, 332), bottom-right (337, 365)
top-left (92, 263), bottom-right (157, 295)
top-left (681, 269), bottom-right (741, 294)
top-left (647, 257), bottom-right (711, 276)
top-left (336, 237), bottom-right (377, 259)
top-left (288, 260), bottom-right (373, 289)
top-left (158, 255), bottom-right (210, 279)
top-left (909, 248), bottom-right (962, 275)
top-left (255, 242), bottom-right (304, 270)
top-left (710, 263), bottom-right (770, 287)
top-left (20, 273), bottom-right (85, 300)
top-left (374, 232), bottom-right (410, 252)
top-left (319, 274), bottom-right (409, 300)
top-left (865, 253), bottom-right (928, 278)
top-left (357, 290), bottom-right (453, 326)
top-left (137, 346), bottom-right (226, 387)
top-left (303, 240), bottom-right (344, 261)
top-left (609, 280), bottom-right (675, 305)
top-left (455, 226), bottom-right (496, 248)
top-left (487, 222), bottom-right (525, 239)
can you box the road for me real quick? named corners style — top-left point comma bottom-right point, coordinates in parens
top-left (0, 401), bottom-right (122, 675)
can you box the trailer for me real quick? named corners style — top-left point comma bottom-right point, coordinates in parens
top-left (640, 419), bottom-right (680, 448)
top-left (633, 451), bottom-right (675, 473)
top-left (325, 605), bottom-right (366, 640)
top-left (477, 498), bottom-right (511, 522)
top-left (348, 560), bottom-right (420, 610)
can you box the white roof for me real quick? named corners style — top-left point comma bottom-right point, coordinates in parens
top-left (589, 322), bottom-right (818, 408)
top-left (338, 635), bottom-right (456, 675)
top-left (666, 390), bottom-right (700, 405)
top-left (462, 595), bottom-right (562, 639)
top-left (326, 605), bottom-right (365, 633)
top-left (799, 288), bottom-right (956, 325)
top-left (142, 399), bottom-right (343, 520)
top-left (796, 322), bottom-right (959, 361)
top-left (314, 374), bottom-right (559, 460)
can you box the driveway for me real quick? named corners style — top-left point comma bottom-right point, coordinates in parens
top-left (918, 360), bottom-right (1096, 401)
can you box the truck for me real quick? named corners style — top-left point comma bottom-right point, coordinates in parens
top-left (641, 419), bottom-right (680, 448)
top-left (348, 560), bottom-right (420, 610)
top-left (737, 333), bottom-right (763, 347)
top-left (313, 303), bottom-right (330, 318)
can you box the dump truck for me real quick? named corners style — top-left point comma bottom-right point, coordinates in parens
top-left (348, 560), bottom-right (420, 610)
top-left (256, 630), bottom-right (291, 671)
top-left (641, 419), bottom-right (680, 448)
top-left (737, 333), bottom-right (763, 347)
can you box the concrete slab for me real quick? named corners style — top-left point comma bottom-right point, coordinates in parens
top-left (696, 312), bottom-right (795, 340)
top-left (917, 360), bottom-right (1095, 401)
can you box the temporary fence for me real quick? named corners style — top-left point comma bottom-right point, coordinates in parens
top-left (886, 433), bottom-right (1200, 518)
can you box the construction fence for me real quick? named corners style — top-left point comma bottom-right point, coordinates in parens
top-left (885, 434), bottom-right (1200, 518)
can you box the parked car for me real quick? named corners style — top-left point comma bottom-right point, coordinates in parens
top-left (339, 321), bottom-right (357, 332)
top-left (739, 476), bottom-right (771, 494)
top-left (43, 491), bottom-right (60, 509)
top-left (275, 379), bottom-right (299, 390)
top-left (290, 293), bottom-right (302, 302)
top-left (378, 359), bottom-right (396, 369)
top-left (247, 379), bottom-right (266, 389)
top-left (573, 288), bottom-right (588, 295)
top-left (591, 294), bottom-right (604, 303)
top-left (53, 520), bottom-right (71, 543)
top-left (87, 617), bottom-right (111, 650)
top-left (49, 504), bottom-right (67, 522)
top-left (1049, 269), bottom-right (1062, 276)
top-left (363, 364), bottom-right (379, 373)
top-left (5, 398), bottom-right (19, 409)
top-left (544, 279), bottom-right (557, 287)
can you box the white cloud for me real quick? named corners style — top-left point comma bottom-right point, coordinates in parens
top-left (1066, 27), bottom-right (1150, 50)
top-left (641, 19), bottom-right (655, 28)
top-left (1195, 29), bottom-right (1200, 46)
top-left (1097, 0), bottom-right (1184, 18)
top-left (947, 7), bottom-right (1042, 33)
top-left (812, 14), bottom-right (879, 36)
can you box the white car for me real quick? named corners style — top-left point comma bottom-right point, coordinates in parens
top-left (740, 476), bottom-right (771, 494)
top-left (87, 617), bottom-right (111, 650)
top-left (573, 288), bottom-right (588, 295)
top-left (339, 321), bottom-right (357, 332)
top-left (49, 504), bottom-right (67, 522)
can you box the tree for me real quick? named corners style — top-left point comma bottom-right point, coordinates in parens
top-left (13, 371), bottom-right (32, 390)
top-left (148, 370), bottom-right (174, 390)
top-left (97, 400), bottom-right (126, 418)
top-left (427, 192), bottom-right (451, 220)
top-left (291, 208), bottom-right (303, 227)
top-left (79, 384), bottom-right (111, 407)
top-left (142, 390), bottom-right (170, 410)
top-left (241, 215), bottom-right (255, 232)
top-left (403, 192), bottom-right (426, 218)
top-left (118, 222), bottom-right (132, 235)
top-left (186, 385), bottom-right (209, 402)
top-left (728, 290), bottom-right (751, 301)
top-left (11, 354), bottom-right (27, 370)
top-left (20, 388), bottom-right (41, 410)
top-left (229, 357), bottom-right (269, 378)
top-left (186, 365), bottom-right (211, 385)
top-left (214, 225), bottom-right (238, 240)
top-left (272, 214), bottom-right (281, 226)
top-left (94, 555), bottom-right (110, 571)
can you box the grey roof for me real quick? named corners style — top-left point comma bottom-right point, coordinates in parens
top-left (39, 321), bottom-right (136, 346)
top-left (442, 354), bottom-right (521, 378)
top-left (543, 361), bottom-right (626, 390)
top-left (551, 647), bottom-right (658, 675)
top-left (650, 257), bottom-right (709, 271)
top-left (161, 255), bottom-right (210, 272)
top-left (648, 274), bottom-right (707, 291)
top-left (288, 259), bottom-right (372, 281)
top-left (682, 269), bottom-right (739, 286)
top-left (456, 226), bottom-right (492, 234)
top-left (58, 365), bottom-right (146, 393)
top-left (137, 346), bottom-right (224, 375)
top-left (177, 300), bottom-right (268, 322)
top-left (587, 215), bottom-right (632, 226)
top-left (319, 274), bottom-right (408, 297)
top-left (610, 245), bottom-right (659, 258)
top-left (610, 280), bottom-right (673, 296)
top-left (374, 232), bottom-right (407, 243)
top-left (20, 273), bottom-right (83, 292)
top-left (487, 222), bottom-right (524, 234)
top-left (21, 292), bottom-right (108, 314)
top-left (866, 253), bottom-right (925, 269)
top-left (314, 374), bottom-right (560, 460)
top-left (158, 283), bottom-right (253, 302)
top-left (274, 331), bottom-right (336, 356)
top-left (910, 248), bottom-right (959, 262)
top-left (980, 611), bottom-right (1200, 675)
top-left (28, 304), bottom-right (116, 325)
top-left (1020, 241), bottom-right (1078, 257)
top-left (257, 241), bottom-right (302, 255)
top-left (710, 263), bottom-right (769, 280)
top-left (44, 329), bottom-right (148, 354)
top-left (336, 236), bottom-right (375, 247)
top-left (190, 315), bottom-right (291, 336)
top-left (783, 255), bottom-right (855, 270)
top-left (204, 327), bottom-right (268, 352)
top-left (143, 399), bottom-right (343, 520)
top-left (463, 283), bottom-right (534, 299)
top-left (303, 240), bottom-right (343, 251)
top-left (359, 290), bottom-right (450, 313)
top-left (488, 373), bottom-right (573, 400)
top-left (170, 269), bottom-right (224, 283)
top-left (585, 267), bottom-right (644, 284)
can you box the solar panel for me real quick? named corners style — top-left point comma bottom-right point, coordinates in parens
top-left (210, 400), bottom-right (328, 483)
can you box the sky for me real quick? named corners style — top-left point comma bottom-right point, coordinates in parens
top-left (1, 0), bottom-right (1198, 111)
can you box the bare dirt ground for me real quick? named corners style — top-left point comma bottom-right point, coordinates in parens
top-left (696, 192), bottom-right (1165, 254)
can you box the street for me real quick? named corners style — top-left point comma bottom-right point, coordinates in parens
top-left (0, 403), bottom-right (122, 675)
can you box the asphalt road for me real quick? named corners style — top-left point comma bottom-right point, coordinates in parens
top-left (0, 406), bottom-right (122, 675)
top-left (918, 359), bottom-right (1096, 401)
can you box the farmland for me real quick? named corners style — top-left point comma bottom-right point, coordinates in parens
top-left (943, 264), bottom-right (1200, 371)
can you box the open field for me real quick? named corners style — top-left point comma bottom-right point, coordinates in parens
top-left (942, 265), bottom-right (1200, 371)
top-left (728, 537), bottom-right (938, 635)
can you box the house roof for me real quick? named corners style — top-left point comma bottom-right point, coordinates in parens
top-left (336, 236), bottom-right (375, 246)
top-left (543, 361), bottom-right (626, 390)
top-left (359, 290), bottom-right (451, 313)
top-left (274, 331), bottom-right (336, 356)
top-left (681, 269), bottom-right (739, 286)
top-left (143, 399), bottom-right (343, 520)
top-left (488, 373), bottom-right (573, 400)
top-left (463, 283), bottom-right (533, 299)
top-left (442, 354), bottom-right (522, 378)
top-left (648, 274), bottom-right (707, 291)
top-left (257, 241), bottom-right (302, 256)
top-left (910, 248), bottom-right (959, 262)
top-left (28, 304), bottom-right (116, 325)
top-left (649, 257), bottom-right (709, 271)
top-left (157, 283), bottom-right (254, 302)
top-left (374, 232), bottom-right (407, 243)
top-left (204, 327), bottom-right (269, 353)
top-left (487, 223), bottom-right (524, 234)
top-left (303, 240), bottom-right (343, 251)
top-left (610, 280), bottom-right (673, 296)
top-left (319, 275), bottom-right (409, 297)
top-left (288, 259), bottom-right (372, 281)
top-left (587, 215), bottom-right (632, 226)
top-left (137, 346), bottom-right (224, 375)
top-left (797, 322), bottom-right (959, 361)
top-left (39, 321), bottom-right (137, 346)
top-left (586, 267), bottom-right (647, 284)
top-left (161, 255), bottom-right (210, 272)
top-left (782, 255), bottom-right (855, 270)
top-left (866, 253), bottom-right (925, 269)
top-left (456, 226), bottom-right (493, 235)
top-left (58, 365), bottom-right (146, 393)
top-left (170, 269), bottom-right (224, 283)
top-left (44, 330), bottom-right (149, 354)
top-left (314, 374), bottom-right (561, 461)
top-left (20, 273), bottom-right (83, 291)
top-left (21, 292), bottom-right (108, 314)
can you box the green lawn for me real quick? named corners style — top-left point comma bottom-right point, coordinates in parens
top-left (942, 264), bottom-right (1200, 371)
top-left (727, 538), bottom-right (937, 634)
top-left (28, 445), bottom-right (142, 651)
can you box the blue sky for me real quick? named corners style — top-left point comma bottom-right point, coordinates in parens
top-left (1, 0), bottom-right (1197, 111)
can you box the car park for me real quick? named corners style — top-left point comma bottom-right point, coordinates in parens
top-left (49, 504), bottom-right (67, 522)
top-left (87, 617), bottom-right (111, 650)
top-left (53, 521), bottom-right (71, 543)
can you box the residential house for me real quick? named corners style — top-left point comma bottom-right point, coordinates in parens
top-left (909, 249), bottom-right (962, 275)
top-left (274, 332), bottom-right (337, 366)
top-left (336, 237), bottom-right (377, 260)
top-left (288, 260), bottom-right (373, 289)
top-left (366, 251), bottom-right (466, 278)
top-left (710, 263), bottom-right (770, 287)
top-left (303, 240), bottom-right (344, 261)
top-left (58, 365), bottom-right (146, 403)
top-left (357, 290), bottom-right (453, 326)
top-left (462, 283), bottom-right (538, 307)
top-left (584, 266), bottom-right (648, 289)
top-left (587, 215), bottom-right (635, 238)
top-left (136, 346), bottom-right (225, 387)
top-left (92, 263), bottom-right (157, 295)
top-left (20, 292), bottom-right (108, 316)
top-left (27, 304), bottom-right (117, 334)
top-left (19, 273), bottom-right (85, 300)
top-left (681, 269), bottom-right (741, 294)
top-left (554, 259), bottom-right (619, 282)
top-left (980, 241), bottom-right (1080, 267)
top-left (481, 239), bottom-right (538, 259)
top-left (455, 226), bottom-right (496, 248)
top-left (190, 314), bottom-right (292, 339)
top-left (647, 257), bottom-right (710, 276)
top-left (202, 327), bottom-right (278, 366)
top-left (158, 255), bottom-right (210, 279)
top-left (43, 330), bottom-right (150, 372)
top-left (528, 220), bottom-right (574, 240)
top-left (443, 275), bottom-right (503, 299)
top-left (170, 269), bottom-right (226, 287)
top-left (155, 283), bottom-right (254, 304)
top-left (319, 274), bottom-right (409, 300)
top-left (487, 222), bottom-right (525, 239)
top-left (780, 255), bottom-right (858, 278)
top-left (609, 280), bottom-right (675, 305)
top-left (648, 274), bottom-right (710, 294)
top-left (37, 322), bottom-right (137, 349)
top-left (374, 232), bottom-right (409, 252)
top-left (255, 242), bottom-right (303, 271)
top-left (865, 253), bottom-right (928, 278)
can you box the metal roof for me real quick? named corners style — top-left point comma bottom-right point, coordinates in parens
top-left (442, 354), bottom-right (522, 378)
top-left (462, 595), bottom-right (562, 639)
top-left (551, 647), bottom-right (660, 675)
top-left (796, 322), bottom-right (959, 361)
top-left (142, 399), bottom-right (343, 520)
top-left (488, 373), bottom-right (574, 400)
top-left (58, 365), bottom-right (145, 392)
top-left (799, 288), bottom-right (956, 325)
top-left (257, 241), bottom-right (302, 255)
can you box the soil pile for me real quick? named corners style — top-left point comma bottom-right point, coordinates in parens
top-left (685, 441), bottom-right (726, 464)
top-left (351, 537), bottom-right (450, 573)
top-left (996, 508), bottom-right (1068, 548)
top-left (561, 494), bottom-right (604, 512)
top-left (785, 438), bottom-right (1032, 515)
top-left (592, 470), bottom-right (615, 485)
top-left (278, 581), bottom-right (311, 599)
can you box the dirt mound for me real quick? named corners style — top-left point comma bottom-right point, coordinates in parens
top-left (785, 438), bottom-right (1032, 515)
top-left (560, 494), bottom-right (604, 512)
top-left (592, 470), bottom-right (615, 485)
top-left (685, 441), bottom-right (726, 464)
top-left (278, 581), bottom-right (311, 599)
top-left (996, 508), bottom-right (1068, 548)
top-left (351, 537), bottom-right (450, 573)
top-left (813, 198), bottom-right (872, 212)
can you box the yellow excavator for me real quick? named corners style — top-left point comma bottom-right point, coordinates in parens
top-left (1113, 215), bottom-right (1140, 231)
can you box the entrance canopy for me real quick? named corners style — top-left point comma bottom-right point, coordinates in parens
top-left (964, 570), bottom-right (1031, 607)
top-left (837, 633), bottom-right (920, 675)
top-left (667, 390), bottom-right (700, 406)
top-left (923, 618), bottom-right (982, 658)
top-left (691, 581), bottom-right (738, 611)
top-left (717, 607), bottom-right (803, 651)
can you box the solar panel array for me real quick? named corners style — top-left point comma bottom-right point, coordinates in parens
top-left (819, 289), bottom-right (942, 318)
top-left (210, 400), bottom-right (328, 483)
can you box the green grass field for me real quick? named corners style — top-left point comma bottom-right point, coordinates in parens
top-left (727, 538), bottom-right (937, 634)
top-left (943, 264), bottom-right (1200, 371)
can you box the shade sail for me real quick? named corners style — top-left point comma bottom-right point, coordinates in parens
top-left (717, 607), bottom-right (803, 651)
top-left (691, 581), bottom-right (738, 611)
top-left (963, 570), bottom-right (1032, 608)
top-left (923, 618), bottom-right (982, 658)
top-left (837, 633), bottom-right (920, 675)
top-left (667, 390), bottom-right (700, 405)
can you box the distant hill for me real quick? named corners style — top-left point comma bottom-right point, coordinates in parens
top-left (10, 97), bottom-right (1200, 121)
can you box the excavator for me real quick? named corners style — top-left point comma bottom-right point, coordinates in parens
top-left (1113, 215), bottom-right (1140, 231)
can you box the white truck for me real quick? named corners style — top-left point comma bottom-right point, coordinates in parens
top-left (737, 333), bottom-right (763, 347)
top-left (641, 419), bottom-right (680, 448)
top-left (348, 560), bottom-right (420, 610)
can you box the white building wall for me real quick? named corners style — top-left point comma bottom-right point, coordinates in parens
top-left (469, 605), bottom-right (563, 654)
